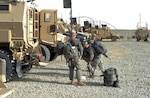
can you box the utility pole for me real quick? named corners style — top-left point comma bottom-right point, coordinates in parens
top-left (139, 13), bottom-right (141, 28)
top-left (63, 0), bottom-right (72, 32)
top-left (70, 0), bottom-right (72, 32)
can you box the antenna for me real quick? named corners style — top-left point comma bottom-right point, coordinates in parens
top-left (63, 0), bottom-right (72, 32)
top-left (139, 13), bottom-right (141, 28)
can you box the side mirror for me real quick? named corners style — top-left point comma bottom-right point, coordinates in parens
top-left (50, 25), bottom-right (56, 32)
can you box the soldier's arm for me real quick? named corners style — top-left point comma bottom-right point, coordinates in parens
top-left (78, 40), bottom-right (83, 57)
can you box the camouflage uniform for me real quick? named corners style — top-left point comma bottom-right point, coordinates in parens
top-left (87, 33), bottom-right (96, 46)
top-left (84, 36), bottom-right (103, 77)
top-left (91, 53), bottom-right (103, 76)
top-left (67, 32), bottom-right (85, 86)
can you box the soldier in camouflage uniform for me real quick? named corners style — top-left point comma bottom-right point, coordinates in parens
top-left (67, 32), bottom-right (86, 86)
top-left (87, 33), bottom-right (96, 45)
top-left (83, 35), bottom-right (104, 78)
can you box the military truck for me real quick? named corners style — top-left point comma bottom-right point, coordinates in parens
top-left (0, 0), bottom-right (66, 83)
top-left (93, 24), bottom-right (120, 41)
top-left (81, 20), bottom-right (120, 41)
top-left (135, 22), bottom-right (149, 41)
top-left (39, 10), bottom-right (67, 62)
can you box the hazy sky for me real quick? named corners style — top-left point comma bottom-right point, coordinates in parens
top-left (34, 0), bottom-right (150, 29)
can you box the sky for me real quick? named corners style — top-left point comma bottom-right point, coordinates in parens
top-left (34, 0), bottom-right (150, 29)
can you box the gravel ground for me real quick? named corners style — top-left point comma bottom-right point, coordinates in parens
top-left (5, 39), bottom-right (150, 98)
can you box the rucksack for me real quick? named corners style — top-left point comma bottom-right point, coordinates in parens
top-left (63, 41), bottom-right (78, 62)
top-left (103, 67), bottom-right (119, 87)
top-left (56, 42), bottom-right (65, 55)
top-left (92, 41), bottom-right (107, 55)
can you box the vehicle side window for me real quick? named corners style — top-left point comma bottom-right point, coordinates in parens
top-left (0, 4), bottom-right (11, 12)
top-left (45, 13), bottom-right (51, 21)
top-left (0, 5), bottom-right (9, 10)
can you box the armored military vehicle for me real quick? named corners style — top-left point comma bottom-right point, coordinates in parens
top-left (39, 9), bottom-right (66, 62)
top-left (82, 22), bottom-right (120, 41)
top-left (0, 0), bottom-right (66, 83)
top-left (135, 22), bottom-right (149, 41)
top-left (94, 24), bottom-right (120, 41)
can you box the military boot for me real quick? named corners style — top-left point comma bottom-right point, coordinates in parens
top-left (77, 80), bottom-right (86, 86)
top-left (71, 80), bottom-right (77, 85)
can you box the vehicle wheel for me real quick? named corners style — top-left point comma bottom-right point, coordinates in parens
top-left (136, 37), bottom-right (140, 41)
top-left (40, 45), bottom-right (50, 62)
top-left (144, 37), bottom-right (148, 41)
top-left (111, 36), bottom-right (117, 41)
top-left (0, 50), bottom-right (13, 82)
top-left (97, 38), bottom-right (102, 41)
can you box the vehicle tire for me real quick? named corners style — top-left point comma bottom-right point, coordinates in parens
top-left (97, 38), bottom-right (102, 41)
top-left (144, 37), bottom-right (148, 41)
top-left (111, 36), bottom-right (117, 41)
top-left (40, 45), bottom-right (50, 62)
top-left (0, 50), bottom-right (13, 82)
top-left (136, 37), bottom-right (141, 41)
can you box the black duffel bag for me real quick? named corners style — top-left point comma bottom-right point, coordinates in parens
top-left (103, 67), bottom-right (119, 87)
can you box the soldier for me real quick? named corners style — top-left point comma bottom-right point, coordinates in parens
top-left (66, 32), bottom-right (86, 86)
top-left (83, 40), bottom-right (104, 78)
top-left (87, 33), bottom-right (96, 45)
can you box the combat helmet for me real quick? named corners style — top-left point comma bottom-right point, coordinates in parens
top-left (92, 33), bottom-right (96, 37)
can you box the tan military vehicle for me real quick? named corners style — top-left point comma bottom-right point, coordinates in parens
top-left (56, 18), bottom-right (89, 40)
top-left (0, 0), bottom-right (66, 84)
top-left (39, 10), bottom-right (66, 62)
top-left (94, 24), bottom-right (120, 41)
top-left (135, 22), bottom-right (149, 41)
top-left (80, 20), bottom-right (120, 41)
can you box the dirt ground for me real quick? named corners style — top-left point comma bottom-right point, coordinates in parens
top-left (6, 39), bottom-right (150, 98)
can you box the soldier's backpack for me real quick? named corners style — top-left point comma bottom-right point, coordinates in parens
top-left (92, 41), bottom-right (107, 55)
top-left (56, 42), bottom-right (65, 55)
top-left (63, 41), bottom-right (78, 62)
top-left (103, 67), bottom-right (119, 87)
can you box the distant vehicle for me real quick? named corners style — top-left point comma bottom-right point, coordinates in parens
top-left (86, 24), bottom-right (120, 41)
top-left (95, 24), bottom-right (120, 41)
top-left (135, 22), bottom-right (149, 41)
